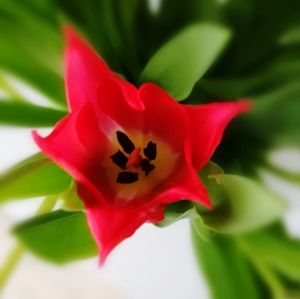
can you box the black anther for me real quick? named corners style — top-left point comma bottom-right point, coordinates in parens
top-left (116, 171), bottom-right (139, 184)
top-left (143, 141), bottom-right (157, 161)
top-left (110, 150), bottom-right (128, 169)
top-left (141, 159), bottom-right (155, 176)
top-left (116, 131), bottom-right (135, 154)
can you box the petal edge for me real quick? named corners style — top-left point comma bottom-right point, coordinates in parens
top-left (184, 100), bottom-right (252, 170)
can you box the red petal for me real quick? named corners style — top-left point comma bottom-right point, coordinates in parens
top-left (93, 81), bottom-right (187, 149)
top-left (79, 158), bottom-right (210, 264)
top-left (153, 162), bottom-right (211, 208)
top-left (95, 79), bottom-right (143, 133)
top-left (183, 101), bottom-right (252, 170)
top-left (80, 185), bottom-right (164, 264)
top-left (87, 207), bottom-right (148, 264)
top-left (64, 26), bottom-right (135, 111)
top-left (33, 103), bottom-right (109, 203)
top-left (96, 81), bottom-right (188, 146)
top-left (139, 83), bottom-right (188, 151)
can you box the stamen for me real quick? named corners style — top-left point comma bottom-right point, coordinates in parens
top-left (117, 171), bottom-right (139, 184)
top-left (112, 132), bottom-right (158, 183)
top-left (141, 159), bottom-right (155, 176)
top-left (144, 141), bottom-right (157, 160)
top-left (110, 150), bottom-right (128, 169)
top-left (116, 131), bottom-right (135, 154)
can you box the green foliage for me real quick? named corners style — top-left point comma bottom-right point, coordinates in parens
top-left (141, 23), bottom-right (231, 100)
top-left (192, 225), bottom-right (266, 299)
top-left (0, 153), bottom-right (71, 203)
top-left (54, 0), bottom-right (141, 82)
top-left (249, 82), bottom-right (300, 146)
top-left (200, 174), bottom-right (286, 234)
top-left (156, 201), bottom-right (196, 228)
top-left (0, 101), bottom-right (66, 127)
top-left (193, 221), bottom-right (300, 299)
top-left (14, 210), bottom-right (97, 263)
top-left (60, 181), bottom-right (84, 211)
top-left (0, 1), bottom-right (65, 106)
top-left (243, 228), bottom-right (300, 283)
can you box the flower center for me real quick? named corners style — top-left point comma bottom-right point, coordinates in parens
top-left (110, 131), bottom-right (157, 184)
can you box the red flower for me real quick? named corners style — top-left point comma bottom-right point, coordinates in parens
top-left (33, 27), bottom-right (250, 263)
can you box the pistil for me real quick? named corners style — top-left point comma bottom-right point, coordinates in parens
top-left (126, 148), bottom-right (142, 168)
top-left (111, 131), bottom-right (157, 184)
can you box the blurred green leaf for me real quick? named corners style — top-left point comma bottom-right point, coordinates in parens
top-left (113, 0), bottom-right (141, 81)
top-left (141, 23), bottom-right (231, 100)
top-left (249, 81), bottom-right (300, 146)
top-left (0, 1), bottom-right (65, 105)
top-left (55, 0), bottom-right (142, 83)
top-left (0, 153), bottom-right (71, 203)
top-left (156, 201), bottom-right (196, 228)
top-left (279, 26), bottom-right (300, 45)
top-left (60, 181), bottom-right (84, 211)
top-left (200, 66), bottom-right (300, 99)
top-left (191, 217), bottom-right (212, 242)
top-left (198, 161), bottom-right (225, 210)
top-left (14, 210), bottom-right (97, 263)
top-left (54, 0), bottom-right (126, 75)
top-left (243, 229), bottom-right (300, 283)
top-left (192, 226), bottom-right (265, 299)
top-left (136, 0), bottom-right (223, 65)
top-left (201, 174), bottom-right (286, 234)
top-left (0, 101), bottom-right (66, 127)
top-left (219, 0), bottom-right (300, 76)
top-left (237, 231), bottom-right (286, 299)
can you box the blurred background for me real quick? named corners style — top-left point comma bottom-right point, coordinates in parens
top-left (1, 0), bottom-right (300, 298)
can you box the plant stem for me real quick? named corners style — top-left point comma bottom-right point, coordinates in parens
top-left (0, 195), bottom-right (57, 292)
top-left (36, 195), bottom-right (57, 216)
top-left (0, 244), bottom-right (24, 291)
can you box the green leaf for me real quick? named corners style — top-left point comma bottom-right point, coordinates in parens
top-left (156, 201), bottom-right (196, 228)
top-left (60, 181), bottom-right (84, 212)
top-left (201, 174), bottom-right (286, 234)
top-left (249, 81), bottom-right (300, 146)
top-left (0, 101), bottom-right (66, 127)
top-left (53, 0), bottom-right (125, 76)
top-left (219, 0), bottom-right (300, 75)
top-left (140, 23), bottom-right (231, 101)
top-left (279, 26), bottom-right (300, 45)
top-left (198, 161), bottom-right (225, 210)
top-left (136, 0), bottom-right (223, 68)
top-left (156, 199), bottom-right (212, 241)
top-left (0, 1), bottom-right (65, 105)
top-left (0, 153), bottom-right (71, 203)
top-left (192, 226), bottom-right (265, 299)
top-left (191, 217), bottom-right (212, 242)
top-left (14, 210), bottom-right (97, 263)
top-left (243, 228), bottom-right (300, 283)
